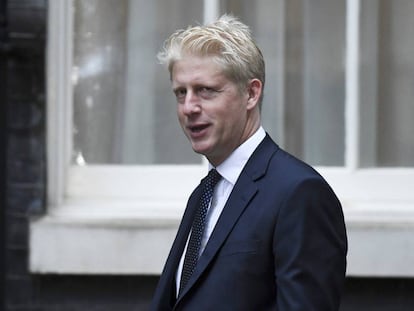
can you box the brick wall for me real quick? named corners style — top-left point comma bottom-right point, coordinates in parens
top-left (1, 0), bottom-right (7, 307)
top-left (5, 0), bottom-right (47, 308)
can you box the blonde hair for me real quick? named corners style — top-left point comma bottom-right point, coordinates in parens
top-left (157, 14), bottom-right (265, 106)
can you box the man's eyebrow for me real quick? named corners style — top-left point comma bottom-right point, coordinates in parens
top-left (172, 86), bottom-right (184, 92)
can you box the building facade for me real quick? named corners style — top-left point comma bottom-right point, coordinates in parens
top-left (2, 0), bottom-right (414, 310)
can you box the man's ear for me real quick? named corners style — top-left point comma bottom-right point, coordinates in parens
top-left (246, 79), bottom-right (262, 110)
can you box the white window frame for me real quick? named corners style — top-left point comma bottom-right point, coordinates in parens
top-left (30, 0), bottom-right (414, 277)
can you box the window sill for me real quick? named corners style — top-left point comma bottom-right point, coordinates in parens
top-left (30, 200), bottom-right (414, 276)
top-left (29, 204), bottom-right (182, 275)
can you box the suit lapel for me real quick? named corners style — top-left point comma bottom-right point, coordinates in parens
top-left (176, 135), bottom-right (279, 302)
top-left (153, 184), bottom-right (204, 309)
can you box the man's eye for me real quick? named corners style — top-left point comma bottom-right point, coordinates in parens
top-left (198, 87), bottom-right (216, 98)
top-left (174, 89), bottom-right (187, 100)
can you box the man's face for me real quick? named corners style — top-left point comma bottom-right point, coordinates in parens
top-left (172, 56), bottom-right (260, 166)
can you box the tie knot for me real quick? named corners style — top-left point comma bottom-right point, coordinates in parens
top-left (205, 169), bottom-right (221, 189)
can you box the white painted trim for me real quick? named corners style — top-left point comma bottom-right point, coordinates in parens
top-left (29, 196), bottom-right (414, 276)
top-left (319, 168), bottom-right (414, 202)
top-left (46, 0), bottom-right (73, 208)
top-left (203, 0), bottom-right (220, 24)
top-left (30, 216), bottom-right (178, 275)
top-left (66, 165), bottom-right (204, 198)
top-left (345, 0), bottom-right (360, 170)
top-left (346, 226), bottom-right (414, 277)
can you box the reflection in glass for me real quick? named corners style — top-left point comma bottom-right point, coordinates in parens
top-left (73, 0), bottom-right (348, 167)
top-left (360, 0), bottom-right (414, 167)
top-left (73, 0), bottom-right (202, 164)
top-left (223, 0), bottom-right (346, 166)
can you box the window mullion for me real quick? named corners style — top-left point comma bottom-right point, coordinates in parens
top-left (345, 0), bottom-right (361, 170)
top-left (47, 0), bottom-right (74, 208)
top-left (201, 0), bottom-right (220, 168)
top-left (204, 0), bottom-right (220, 24)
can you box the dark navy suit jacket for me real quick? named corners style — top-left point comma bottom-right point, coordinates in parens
top-left (151, 135), bottom-right (347, 310)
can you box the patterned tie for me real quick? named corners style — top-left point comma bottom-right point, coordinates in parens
top-left (179, 168), bottom-right (222, 294)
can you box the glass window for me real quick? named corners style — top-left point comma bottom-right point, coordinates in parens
top-left (72, 0), bottom-right (347, 167)
top-left (71, 0), bottom-right (413, 168)
top-left (359, 0), bottom-right (414, 167)
top-left (72, 0), bottom-right (203, 164)
top-left (222, 0), bottom-right (346, 166)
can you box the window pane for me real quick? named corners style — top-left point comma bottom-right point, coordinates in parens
top-left (301, 0), bottom-right (345, 166)
top-left (360, 0), bottom-right (414, 167)
top-left (223, 0), bottom-right (345, 166)
top-left (72, 0), bottom-right (203, 164)
top-left (221, 0), bottom-right (285, 151)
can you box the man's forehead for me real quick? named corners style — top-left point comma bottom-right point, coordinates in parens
top-left (171, 57), bottom-right (225, 85)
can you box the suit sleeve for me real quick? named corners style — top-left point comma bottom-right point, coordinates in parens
top-left (273, 177), bottom-right (347, 311)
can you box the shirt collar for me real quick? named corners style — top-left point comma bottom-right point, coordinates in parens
top-left (209, 127), bottom-right (266, 185)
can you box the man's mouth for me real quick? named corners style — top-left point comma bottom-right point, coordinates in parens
top-left (189, 124), bottom-right (209, 133)
top-left (187, 123), bottom-right (211, 138)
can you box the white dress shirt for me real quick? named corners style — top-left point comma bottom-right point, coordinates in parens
top-left (175, 127), bottom-right (266, 295)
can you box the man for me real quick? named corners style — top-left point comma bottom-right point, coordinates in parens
top-left (151, 15), bottom-right (347, 310)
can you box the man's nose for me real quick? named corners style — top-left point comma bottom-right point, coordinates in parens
top-left (182, 92), bottom-right (201, 114)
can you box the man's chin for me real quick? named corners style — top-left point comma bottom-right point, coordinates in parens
top-left (190, 142), bottom-right (211, 157)
top-left (191, 146), bottom-right (208, 156)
